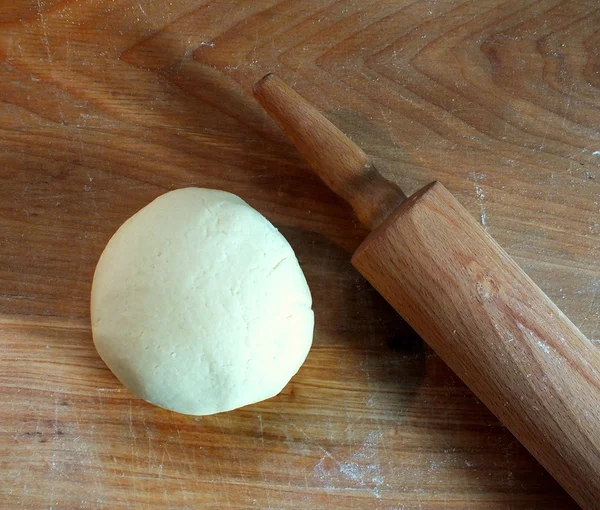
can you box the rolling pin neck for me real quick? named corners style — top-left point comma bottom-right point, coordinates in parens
top-left (253, 74), bottom-right (406, 230)
top-left (345, 163), bottom-right (407, 229)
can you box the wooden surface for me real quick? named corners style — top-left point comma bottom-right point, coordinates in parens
top-left (0, 0), bottom-right (598, 508)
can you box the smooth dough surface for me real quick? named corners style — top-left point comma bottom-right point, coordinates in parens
top-left (91, 188), bottom-right (313, 415)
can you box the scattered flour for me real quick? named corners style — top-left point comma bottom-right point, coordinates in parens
top-left (469, 172), bottom-right (488, 230)
top-left (312, 430), bottom-right (385, 499)
top-left (537, 340), bottom-right (551, 356)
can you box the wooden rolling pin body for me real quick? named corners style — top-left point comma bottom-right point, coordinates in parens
top-left (353, 182), bottom-right (600, 508)
top-left (253, 74), bottom-right (600, 509)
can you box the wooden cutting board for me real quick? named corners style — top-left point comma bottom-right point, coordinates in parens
top-left (1, 1), bottom-right (598, 508)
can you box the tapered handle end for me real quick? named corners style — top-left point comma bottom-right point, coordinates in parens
top-left (253, 74), bottom-right (406, 230)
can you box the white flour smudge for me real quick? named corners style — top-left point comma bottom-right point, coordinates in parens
top-left (312, 430), bottom-right (385, 498)
top-left (469, 172), bottom-right (488, 230)
top-left (537, 339), bottom-right (551, 356)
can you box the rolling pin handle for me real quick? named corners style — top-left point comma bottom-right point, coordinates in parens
top-left (253, 73), bottom-right (406, 230)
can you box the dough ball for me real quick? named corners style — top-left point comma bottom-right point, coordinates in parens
top-left (91, 188), bottom-right (313, 415)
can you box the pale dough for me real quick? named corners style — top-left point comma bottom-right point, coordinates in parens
top-left (91, 188), bottom-right (314, 415)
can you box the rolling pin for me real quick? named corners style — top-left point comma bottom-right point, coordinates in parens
top-left (253, 74), bottom-right (600, 509)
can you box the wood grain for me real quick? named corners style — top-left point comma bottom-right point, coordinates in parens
top-left (0, 1), bottom-right (598, 508)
